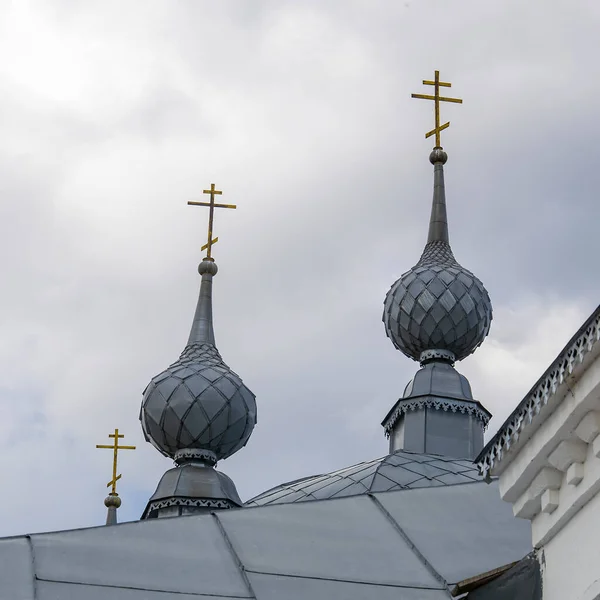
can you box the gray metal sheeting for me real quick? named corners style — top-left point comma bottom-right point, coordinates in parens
top-left (248, 574), bottom-right (449, 600)
top-left (0, 482), bottom-right (531, 599)
top-left (0, 537), bottom-right (35, 600)
top-left (37, 582), bottom-right (238, 600)
top-left (221, 495), bottom-right (441, 588)
top-left (246, 450), bottom-right (482, 506)
top-left (468, 554), bottom-right (541, 600)
top-left (376, 481), bottom-right (532, 585)
top-left (33, 516), bottom-right (251, 597)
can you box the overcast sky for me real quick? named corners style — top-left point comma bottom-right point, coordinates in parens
top-left (0, 0), bottom-right (599, 537)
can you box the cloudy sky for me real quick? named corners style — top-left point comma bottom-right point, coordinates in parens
top-left (0, 0), bottom-right (599, 537)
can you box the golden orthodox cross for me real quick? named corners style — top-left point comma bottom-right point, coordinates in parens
top-left (96, 428), bottom-right (136, 496)
top-left (187, 183), bottom-right (236, 259)
top-left (411, 70), bottom-right (463, 147)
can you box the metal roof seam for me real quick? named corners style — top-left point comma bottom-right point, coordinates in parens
top-left (211, 512), bottom-right (257, 600)
top-left (32, 576), bottom-right (250, 598)
top-left (242, 568), bottom-right (448, 590)
top-left (246, 473), bottom-right (488, 507)
top-left (293, 475), bottom-right (346, 496)
top-left (25, 534), bottom-right (38, 600)
top-left (367, 494), bottom-right (451, 595)
top-left (375, 471), bottom-right (413, 487)
top-left (328, 479), bottom-right (364, 499)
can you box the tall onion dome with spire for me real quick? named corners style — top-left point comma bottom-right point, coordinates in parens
top-left (139, 183), bottom-right (256, 519)
top-left (382, 147), bottom-right (492, 364)
top-left (381, 71), bottom-right (492, 460)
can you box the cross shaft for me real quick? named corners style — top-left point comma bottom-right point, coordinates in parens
top-left (187, 183), bottom-right (236, 259)
top-left (96, 428), bottom-right (136, 496)
top-left (411, 70), bottom-right (463, 147)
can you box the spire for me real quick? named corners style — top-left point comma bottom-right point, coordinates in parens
top-left (187, 259), bottom-right (218, 346)
top-left (426, 148), bottom-right (449, 244)
top-left (381, 72), bottom-right (493, 460)
top-left (139, 183), bottom-right (256, 519)
top-left (95, 428), bottom-right (136, 526)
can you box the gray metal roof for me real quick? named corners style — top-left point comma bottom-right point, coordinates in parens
top-left (0, 481), bottom-right (531, 599)
top-left (467, 554), bottom-right (541, 600)
top-left (246, 449), bottom-right (482, 506)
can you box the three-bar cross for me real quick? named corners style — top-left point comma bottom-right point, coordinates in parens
top-left (96, 428), bottom-right (136, 496)
top-left (411, 70), bottom-right (463, 147)
top-left (187, 183), bottom-right (236, 259)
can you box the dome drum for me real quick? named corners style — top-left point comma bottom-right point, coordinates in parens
top-left (382, 359), bottom-right (491, 459)
top-left (142, 458), bottom-right (243, 519)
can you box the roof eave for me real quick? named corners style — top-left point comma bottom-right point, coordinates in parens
top-left (381, 394), bottom-right (491, 434)
top-left (476, 304), bottom-right (600, 478)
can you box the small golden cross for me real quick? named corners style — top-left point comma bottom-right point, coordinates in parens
top-left (187, 183), bottom-right (236, 259)
top-left (411, 70), bottom-right (463, 147)
top-left (96, 428), bottom-right (136, 496)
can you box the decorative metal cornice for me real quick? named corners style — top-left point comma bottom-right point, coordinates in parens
top-left (146, 496), bottom-right (239, 513)
top-left (383, 397), bottom-right (491, 437)
top-left (174, 447), bottom-right (217, 466)
top-left (420, 348), bottom-right (456, 366)
top-left (476, 306), bottom-right (600, 479)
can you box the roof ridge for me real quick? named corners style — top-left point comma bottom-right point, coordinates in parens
top-left (25, 535), bottom-right (38, 599)
top-left (211, 513), bottom-right (257, 599)
top-left (33, 576), bottom-right (251, 598)
top-left (243, 567), bottom-right (447, 591)
top-left (367, 494), bottom-right (451, 595)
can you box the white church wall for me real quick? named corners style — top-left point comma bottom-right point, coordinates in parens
top-left (541, 490), bottom-right (600, 600)
top-left (481, 308), bottom-right (600, 600)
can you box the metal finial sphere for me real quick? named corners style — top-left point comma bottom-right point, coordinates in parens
top-left (429, 148), bottom-right (448, 165)
top-left (104, 495), bottom-right (122, 508)
top-left (198, 259), bottom-right (218, 276)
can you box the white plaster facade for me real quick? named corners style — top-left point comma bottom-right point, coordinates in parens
top-left (477, 306), bottom-right (600, 600)
top-left (541, 491), bottom-right (600, 600)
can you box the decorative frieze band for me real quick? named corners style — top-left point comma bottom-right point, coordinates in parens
top-left (383, 396), bottom-right (491, 437)
top-left (147, 497), bottom-right (237, 513)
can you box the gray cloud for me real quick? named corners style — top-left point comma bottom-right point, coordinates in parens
top-left (0, 0), bottom-right (598, 536)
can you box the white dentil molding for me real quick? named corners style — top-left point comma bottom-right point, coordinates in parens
top-left (492, 356), bottom-right (600, 547)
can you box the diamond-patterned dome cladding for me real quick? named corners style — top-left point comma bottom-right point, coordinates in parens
top-left (383, 241), bottom-right (492, 362)
top-left (245, 450), bottom-right (483, 506)
top-left (140, 342), bottom-right (257, 461)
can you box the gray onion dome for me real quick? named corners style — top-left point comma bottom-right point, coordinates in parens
top-left (140, 258), bottom-right (257, 462)
top-left (382, 149), bottom-right (492, 363)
